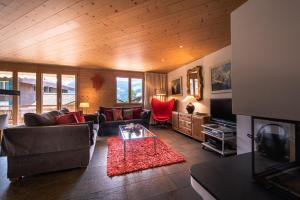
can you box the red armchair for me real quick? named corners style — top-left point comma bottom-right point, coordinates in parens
top-left (151, 98), bottom-right (175, 123)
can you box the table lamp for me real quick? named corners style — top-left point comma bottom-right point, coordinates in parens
top-left (79, 102), bottom-right (90, 114)
top-left (155, 89), bottom-right (167, 101)
top-left (183, 96), bottom-right (195, 114)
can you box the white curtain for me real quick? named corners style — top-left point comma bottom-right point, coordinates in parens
top-left (144, 72), bottom-right (167, 109)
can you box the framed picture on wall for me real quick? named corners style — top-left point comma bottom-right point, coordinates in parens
top-left (211, 63), bottom-right (232, 93)
top-left (171, 77), bottom-right (183, 96)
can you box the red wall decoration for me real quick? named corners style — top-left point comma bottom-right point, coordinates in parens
top-left (91, 73), bottom-right (103, 90)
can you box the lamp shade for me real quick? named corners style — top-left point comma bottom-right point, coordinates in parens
top-left (155, 89), bottom-right (167, 96)
top-left (183, 95), bottom-right (196, 103)
top-left (79, 102), bottom-right (90, 108)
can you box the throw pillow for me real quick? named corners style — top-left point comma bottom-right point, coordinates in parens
top-left (132, 108), bottom-right (143, 119)
top-left (113, 109), bottom-right (123, 121)
top-left (104, 109), bottom-right (114, 121)
top-left (70, 111), bottom-right (85, 123)
top-left (60, 108), bottom-right (70, 114)
top-left (123, 109), bottom-right (133, 120)
top-left (55, 113), bottom-right (79, 125)
top-left (24, 111), bottom-right (60, 126)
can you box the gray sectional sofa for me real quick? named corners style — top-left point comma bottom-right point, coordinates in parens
top-left (1, 109), bottom-right (99, 180)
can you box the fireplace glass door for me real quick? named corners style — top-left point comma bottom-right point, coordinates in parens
top-left (253, 118), bottom-right (299, 199)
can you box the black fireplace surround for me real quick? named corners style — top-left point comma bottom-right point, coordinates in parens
top-left (251, 117), bottom-right (300, 200)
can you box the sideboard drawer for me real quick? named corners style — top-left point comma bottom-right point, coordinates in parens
top-left (179, 113), bottom-right (192, 121)
top-left (173, 112), bottom-right (209, 141)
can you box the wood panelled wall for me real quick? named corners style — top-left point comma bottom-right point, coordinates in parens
top-left (0, 61), bottom-right (144, 118)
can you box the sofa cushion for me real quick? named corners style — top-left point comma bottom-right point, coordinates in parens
top-left (104, 109), bottom-right (114, 121)
top-left (113, 109), bottom-right (123, 121)
top-left (60, 108), bottom-right (70, 114)
top-left (70, 111), bottom-right (85, 123)
top-left (123, 119), bottom-right (143, 124)
top-left (123, 109), bottom-right (133, 120)
top-left (132, 108), bottom-right (142, 119)
top-left (24, 111), bottom-right (60, 126)
top-left (55, 113), bottom-right (78, 124)
top-left (103, 120), bottom-right (126, 128)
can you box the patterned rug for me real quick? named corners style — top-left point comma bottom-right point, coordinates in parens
top-left (107, 137), bottom-right (185, 177)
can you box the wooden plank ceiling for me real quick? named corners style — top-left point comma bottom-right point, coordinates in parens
top-left (0, 0), bottom-right (246, 72)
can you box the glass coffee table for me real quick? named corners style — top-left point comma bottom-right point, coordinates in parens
top-left (119, 124), bottom-right (157, 159)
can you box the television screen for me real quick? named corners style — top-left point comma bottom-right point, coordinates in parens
top-left (210, 98), bottom-right (236, 124)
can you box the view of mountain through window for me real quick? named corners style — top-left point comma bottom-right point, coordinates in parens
top-left (116, 77), bottom-right (143, 103)
top-left (117, 77), bottom-right (129, 103)
top-left (131, 78), bottom-right (142, 103)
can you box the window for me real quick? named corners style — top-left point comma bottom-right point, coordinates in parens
top-left (42, 73), bottom-right (57, 112)
top-left (0, 71), bottom-right (13, 124)
top-left (61, 75), bottom-right (76, 112)
top-left (18, 72), bottom-right (37, 123)
top-left (117, 77), bottom-right (129, 103)
top-left (116, 77), bottom-right (143, 104)
top-left (0, 71), bottom-right (78, 125)
top-left (131, 78), bottom-right (143, 103)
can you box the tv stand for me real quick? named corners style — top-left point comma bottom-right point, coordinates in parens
top-left (201, 122), bottom-right (236, 156)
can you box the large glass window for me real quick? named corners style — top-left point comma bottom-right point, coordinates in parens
top-left (117, 77), bottom-right (129, 103)
top-left (131, 78), bottom-right (143, 103)
top-left (116, 77), bottom-right (143, 104)
top-left (42, 73), bottom-right (57, 112)
top-left (18, 72), bottom-right (36, 123)
top-left (61, 75), bottom-right (76, 112)
top-left (0, 71), bottom-right (13, 124)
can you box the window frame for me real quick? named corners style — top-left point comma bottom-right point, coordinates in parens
top-left (42, 73), bottom-right (58, 112)
top-left (116, 76), bottom-right (144, 105)
top-left (17, 72), bottom-right (37, 124)
top-left (61, 74), bottom-right (77, 112)
top-left (0, 69), bottom-right (78, 125)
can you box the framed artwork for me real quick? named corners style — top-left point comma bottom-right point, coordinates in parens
top-left (211, 63), bottom-right (232, 93)
top-left (171, 77), bottom-right (182, 96)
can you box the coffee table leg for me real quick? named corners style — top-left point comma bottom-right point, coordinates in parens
top-left (124, 140), bottom-right (126, 159)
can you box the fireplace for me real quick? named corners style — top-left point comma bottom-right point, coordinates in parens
top-left (251, 117), bottom-right (300, 199)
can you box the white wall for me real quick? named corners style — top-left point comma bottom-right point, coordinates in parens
top-left (168, 45), bottom-right (232, 113)
top-left (231, 0), bottom-right (300, 122)
top-left (168, 45), bottom-right (250, 155)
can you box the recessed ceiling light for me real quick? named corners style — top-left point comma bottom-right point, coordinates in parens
top-left (179, 45), bottom-right (183, 48)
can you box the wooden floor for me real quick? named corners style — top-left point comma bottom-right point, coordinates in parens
top-left (0, 127), bottom-right (219, 200)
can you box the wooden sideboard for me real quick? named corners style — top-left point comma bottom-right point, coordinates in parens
top-left (172, 111), bottom-right (209, 141)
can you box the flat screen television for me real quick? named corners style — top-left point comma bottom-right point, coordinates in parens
top-left (210, 98), bottom-right (236, 125)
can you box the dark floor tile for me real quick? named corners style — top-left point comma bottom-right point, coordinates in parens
top-left (0, 127), bottom-right (215, 200)
top-left (126, 176), bottom-right (177, 200)
top-left (167, 186), bottom-right (202, 200)
top-left (168, 170), bottom-right (190, 188)
top-left (144, 193), bottom-right (169, 200)
top-left (68, 186), bottom-right (128, 200)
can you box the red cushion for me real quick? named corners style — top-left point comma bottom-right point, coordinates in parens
top-left (123, 109), bottom-right (133, 120)
top-left (113, 109), bottom-right (123, 121)
top-left (105, 109), bottom-right (114, 121)
top-left (70, 111), bottom-right (85, 123)
top-left (55, 113), bottom-right (78, 124)
top-left (132, 108), bottom-right (142, 119)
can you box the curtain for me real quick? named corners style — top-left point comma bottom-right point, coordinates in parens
top-left (144, 72), bottom-right (167, 109)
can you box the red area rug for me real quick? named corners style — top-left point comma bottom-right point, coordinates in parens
top-left (107, 137), bottom-right (185, 177)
